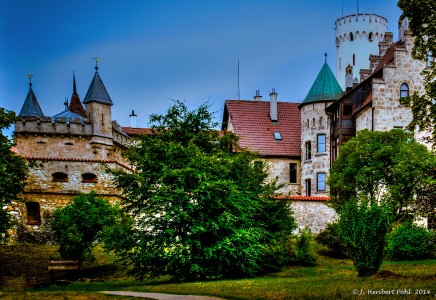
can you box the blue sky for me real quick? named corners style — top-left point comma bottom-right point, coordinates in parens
top-left (0, 0), bottom-right (401, 133)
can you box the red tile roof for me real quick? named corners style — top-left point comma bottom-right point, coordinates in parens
top-left (22, 156), bottom-right (133, 171)
top-left (275, 194), bottom-right (329, 201)
top-left (224, 100), bottom-right (301, 157)
top-left (121, 127), bottom-right (152, 136)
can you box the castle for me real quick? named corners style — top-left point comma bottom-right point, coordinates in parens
top-left (9, 63), bottom-right (132, 228)
top-left (8, 10), bottom-right (434, 233)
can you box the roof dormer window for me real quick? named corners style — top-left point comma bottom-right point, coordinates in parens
top-left (273, 132), bottom-right (282, 140)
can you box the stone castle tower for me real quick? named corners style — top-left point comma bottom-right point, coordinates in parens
top-left (299, 54), bottom-right (342, 197)
top-left (335, 13), bottom-right (387, 89)
top-left (11, 64), bottom-right (131, 229)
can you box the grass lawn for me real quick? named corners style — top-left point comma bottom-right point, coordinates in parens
top-left (1, 244), bottom-right (435, 299)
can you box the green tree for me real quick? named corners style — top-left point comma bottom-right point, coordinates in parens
top-left (51, 192), bottom-right (122, 261)
top-left (329, 129), bottom-right (436, 215)
top-left (339, 200), bottom-right (392, 277)
top-left (0, 107), bottom-right (27, 243)
top-left (397, 0), bottom-right (436, 139)
top-left (108, 101), bottom-right (296, 282)
top-left (329, 129), bottom-right (436, 276)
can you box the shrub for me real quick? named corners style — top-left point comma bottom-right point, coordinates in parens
top-left (315, 222), bottom-right (347, 258)
top-left (339, 201), bottom-right (392, 277)
top-left (51, 192), bottom-right (122, 261)
top-left (295, 227), bottom-right (317, 266)
top-left (387, 222), bottom-right (436, 260)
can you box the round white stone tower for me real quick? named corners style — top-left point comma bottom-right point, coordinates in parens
top-left (335, 14), bottom-right (387, 90)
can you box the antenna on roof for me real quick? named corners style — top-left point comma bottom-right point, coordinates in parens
top-left (341, 0), bottom-right (343, 18)
top-left (237, 59), bottom-right (240, 100)
top-left (356, 0), bottom-right (359, 20)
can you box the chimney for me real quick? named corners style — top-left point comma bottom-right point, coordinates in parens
top-left (345, 65), bottom-right (353, 91)
top-left (269, 88), bottom-right (278, 121)
top-left (129, 110), bottom-right (137, 128)
top-left (254, 90), bottom-right (262, 101)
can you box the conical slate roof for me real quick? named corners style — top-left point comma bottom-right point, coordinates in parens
top-left (83, 67), bottom-right (113, 106)
top-left (18, 84), bottom-right (44, 117)
top-left (68, 73), bottom-right (87, 117)
top-left (301, 60), bottom-right (343, 106)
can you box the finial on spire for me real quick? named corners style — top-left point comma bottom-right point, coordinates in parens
top-left (92, 56), bottom-right (100, 71)
top-left (325, 53), bottom-right (327, 63)
top-left (26, 74), bottom-right (34, 87)
top-left (64, 97), bottom-right (69, 109)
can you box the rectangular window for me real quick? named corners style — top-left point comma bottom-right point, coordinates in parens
top-left (26, 202), bottom-right (41, 225)
top-left (289, 163), bottom-right (297, 183)
top-left (317, 173), bottom-right (326, 191)
top-left (305, 179), bottom-right (311, 196)
top-left (273, 132), bottom-right (282, 140)
top-left (305, 141), bottom-right (312, 160)
top-left (317, 134), bottom-right (326, 153)
top-left (343, 104), bottom-right (353, 116)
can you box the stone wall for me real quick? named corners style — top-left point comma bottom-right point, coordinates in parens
top-left (291, 200), bottom-right (337, 233)
top-left (9, 159), bottom-right (129, 232)
top-left (263, 157), bottom-right (300, 194)
top-left (300, 102), bottom-right (332, 196)
top-left (371, 33), bottom-right (425, 132)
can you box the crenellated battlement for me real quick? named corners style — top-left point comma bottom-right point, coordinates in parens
top-left (15, 116), bottom-right (92, 136)
top-left (335, 14), bottom-right (388, 46)
top-left (335, 13), bottom-right (388, 90)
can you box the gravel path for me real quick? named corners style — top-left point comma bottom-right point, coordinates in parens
top-left (101, 291), bottom-right (226, 300)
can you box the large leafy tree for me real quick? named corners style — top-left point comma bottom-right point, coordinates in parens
top-left (0, 108), bottom-right (27, 243)
top-left (329, 129), bottom-right (435, 276)
top-left (329, 129), bottom-right (436, 215)
top-left (108, 101), bottom-right (295, 282)
top-left (397, 0), bottom-right (436, 139)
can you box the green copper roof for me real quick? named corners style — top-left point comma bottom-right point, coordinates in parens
top-left (301, 61), bottom-right (343, 105)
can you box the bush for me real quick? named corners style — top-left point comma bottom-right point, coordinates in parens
top-left (51, 192), bottom-right (122, 261)
top-left (315, 222), bottom-right (347, 258)
top-left (295, 227), bottom-right (317, 266)
top-left (339, 201), bottom-right (392, 277)
top-left (387, 222), bottom-right (436, 260)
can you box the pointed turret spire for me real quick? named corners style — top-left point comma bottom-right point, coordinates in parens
top-left (68, 72), bottom-right (87, 117)
top-left (300, 54), bottom-right (343, 106)
top-left (73, 72), bottom-right (77, 95)
top-left (18, 75), bottom-right (44, 117)
top-left (83, 58), bottom-right (113, 106)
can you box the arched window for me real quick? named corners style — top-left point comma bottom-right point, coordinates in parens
top-left (82, 173), bottom-right (98, 183)
top-left (400, 83), bottom-right (409, 98)
top-left (369, 32), bottom-right (373, 41)
top-left (52, 172), bottom-right (68, 182)
top-left (349, 32), bottom-right (354, 41)
top-left (336, 37), bottom-right (340, 47)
